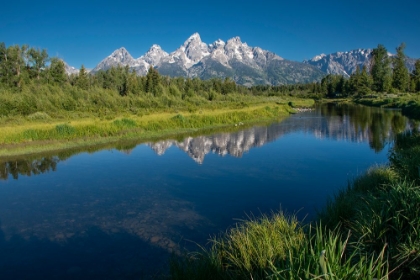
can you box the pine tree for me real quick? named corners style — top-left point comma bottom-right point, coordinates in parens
top-left (221, 77), bottom-right (236, 95)
top-left (0, 42), bottom-right (7, 85)
top-left (76, 65), bottom-right (89, 90)
top-left (392, 43), bottom-right (409, 92)
top-left (359, 65), bottom-right (373, 96)
top-left (48, 58), bottom-right (67, 85)
top-left (411, 60), bottom-right (420, 92)
top-left (348, 65), bottom-right (362, 94)
top-left (371, 44), bottom-right (392, 92)
top-left (145, 66), bottom-right (160, 94)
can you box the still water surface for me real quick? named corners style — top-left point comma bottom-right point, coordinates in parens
top-left (0, 104), bottom-right (414, 279)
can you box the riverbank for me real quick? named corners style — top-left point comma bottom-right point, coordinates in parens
top-left (170, 129), bottom-right (420, 279)
top-left (0, 98), bottom-right (314, 158)
top-left (353, 94), bottom-right (420, 120)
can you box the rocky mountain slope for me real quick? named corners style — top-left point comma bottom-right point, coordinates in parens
top-left (304, 49), bottom-right (417, 77)
top-left (90, 33), bottom-right (325, 86)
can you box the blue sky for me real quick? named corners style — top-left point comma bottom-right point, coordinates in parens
top-left (2, 0), bottom-right (419, 69)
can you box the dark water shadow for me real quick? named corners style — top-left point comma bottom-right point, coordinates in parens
top-left (0, 221), bottom-right (171, 280)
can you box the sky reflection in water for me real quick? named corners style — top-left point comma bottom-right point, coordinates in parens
top-left (0, 104), bottom-right (412, 279)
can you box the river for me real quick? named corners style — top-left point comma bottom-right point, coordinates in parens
top-left (0, 103), bottom-right (414, 279)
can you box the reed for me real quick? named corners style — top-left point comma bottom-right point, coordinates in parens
top-left (170, 214), bottom-right (389, 280)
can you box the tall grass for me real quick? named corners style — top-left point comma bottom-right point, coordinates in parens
top-left (170, 213), bottom-right (389, 280)
top-left (318, 130), bottom-right (420, 279)
top-left (0, 83), bottom-right (313, 120)
top-left (1, 105), bottom-right (288, 145)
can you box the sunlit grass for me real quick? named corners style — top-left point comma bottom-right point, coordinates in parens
top-left (170, 213), bottom-right (389, 280)
top-left (0, 102), bottom-right (297, 157)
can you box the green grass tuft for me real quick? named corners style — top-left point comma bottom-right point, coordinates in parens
top-left (112, 118), bottom-right (137, 128)
top-left (55, 124), bottom-right (76, 137)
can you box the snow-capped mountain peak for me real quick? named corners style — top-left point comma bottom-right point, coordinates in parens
top-left (182, 33), bottom-right (210, 67)
top-left (210, 39), bottom-right (226, 49)
top-left (109, 47), bottom-right (134, 62)
top-left (91, 47), bottom-right (136, 72)
top-left (91, 33), bottom-right (325, 85)
top-left (227, 36), bottom-right (242, 44)
top-left (140, 44), bottom-right (169, 66)
top-left (149, 44), bottom-right (163, 51)
top-left (312, 53), bottom-right (326, 61)
top-left (183, 32), bottom-right (202, 46)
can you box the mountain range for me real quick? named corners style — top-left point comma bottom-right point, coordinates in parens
top-left (66, 33), bottom-right (418, 86)
top-left (89, 33), bottom-right (324, 86)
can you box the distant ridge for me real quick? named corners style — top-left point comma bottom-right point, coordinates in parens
top-left (304, 49), bottom-right (417, 77)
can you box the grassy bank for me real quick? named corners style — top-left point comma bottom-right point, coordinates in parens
top-left (0, 98), bottom-right (314, 157)
top-left (170, 130), bottom-right (420, 279)
top-left (354, 93), bottom-right (420, 120)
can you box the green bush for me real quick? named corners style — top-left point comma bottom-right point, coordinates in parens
top-left (55, 124), bottom-right (76, 137)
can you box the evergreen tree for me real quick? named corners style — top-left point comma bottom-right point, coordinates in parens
top-left (392, 43), bottom-right (409, 92)
top-left (0, 42), bottom-right (8, 85)
top-left (321, 74), bottom-right (338, 97)
top-left (48, 58), bottom-right (67, 85)
top-left (411, 60), bottom-right (420, 92)
top-left (212, 78), bottom-right (222, 93)
top-left (336, 76), bottom-right (345, 95)
top-left (348, 65), bottom-right (362, 94)
top-left (371, 44), bottom-right (392, 92)
top-left (359, 65), bottom-right (373, 96)
top-left (221, 77), bottom-right (236, 95)
top-left (126, 69), bottom-right (139, 95)
top-left (76, 65), bottom-right (89, 90)
top-left (145, 66), bottom-right (160, 94)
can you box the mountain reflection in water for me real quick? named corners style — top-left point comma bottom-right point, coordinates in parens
top-left (148, 104), bottom-right (410, 163)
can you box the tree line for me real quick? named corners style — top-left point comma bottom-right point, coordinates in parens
top-left (0, 42), bottom-right (241, 98)
top-left (1, 41), bottom-right (419, 103)
top-left (315, 43), bottom-right (420, 97)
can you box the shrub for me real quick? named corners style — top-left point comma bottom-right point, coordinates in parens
top-left (27, 112), bottom-right (51, 121)
top-left (113, 118), bottom-right (137, 128)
